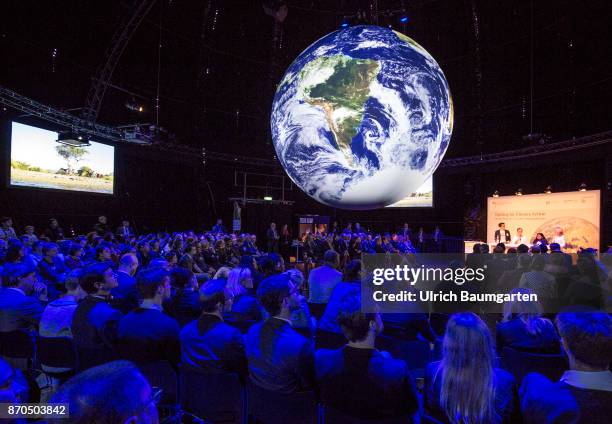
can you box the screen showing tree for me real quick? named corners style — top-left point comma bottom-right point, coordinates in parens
top-left (9, 121), bottom-right (115, 194)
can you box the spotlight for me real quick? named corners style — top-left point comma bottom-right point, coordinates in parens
top-left (263, 196), bottom-right (273, 201)
top-left (578, 183), bottom-right (587, 192)
top-left (515, 188), bottom-right (523, 196)
top-left (544, 186), bottom-right (552, 194)
top-left (399, 15), bottom-right (408, 23)
top-left (125, 98), bottom-right (145, 113)
top-left (340, 17), bottom-right (350, 28)
top-left (492, 190), bottom-right (500, 197)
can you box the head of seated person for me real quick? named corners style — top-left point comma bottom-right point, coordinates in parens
top-left (556, 309), bottom-right (612, 372)
top-left (342, 259), bottom-right (362, 282)
top-left (2, 264), bottom-right (37, 295)
top-left (199, 279), bottom-right (229, 320)
top-left (49, 360), bottom-right (158, 424)
top-left (136, 268), bottom-right (171, 305)
top-left (79, 263), bottom-right (117, 297)
top-left (337, 295), bottom-right (382, 348)
top-left (256, 274), bottom-right (295, 320)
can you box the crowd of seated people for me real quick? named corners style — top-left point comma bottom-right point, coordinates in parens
top-left (0, 215), bottom-right (610, 423)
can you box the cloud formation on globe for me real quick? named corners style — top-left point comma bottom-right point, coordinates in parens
top-left (271, 26), bottom-right (453, 210)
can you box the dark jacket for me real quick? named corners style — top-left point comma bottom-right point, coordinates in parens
top-left (111, 271), bottom-right (140, 314)
top-left (180, 314), bottom-right (247, 375)
top-left (425, 361), bottom-right (520, 424)
top-left (71, 295), bottom-right (122, 367)
top-left (496, 317), bottom-right (560, 353)
top-left (117, 306), bottom-right (181, 365)
top-left (318, 281), bottom-right (360, 334)
top-left (520, 372), bottom-right (612, 424)
top-left (315, 346), bottom-right (419, 420)
top-left (0, 288), bottom-right (43, 332)
top-left (244, 317), bottom-right (315, 393)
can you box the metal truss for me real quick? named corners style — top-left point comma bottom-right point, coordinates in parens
top-left (81, 0), bottom-right (157, 123)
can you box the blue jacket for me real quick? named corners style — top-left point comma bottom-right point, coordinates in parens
top-left (111, 271), bottom-right (139, 313)
top-left (117, 307), bottom-right (181, 365)
top-left (245, 317), bottom-right (314, 393)
top-left (180, 314), bottom-right (247, 375)
top-left (496, 317), bottom-right (560, 353)
top-left (316, 346), bottom-right (418, 419)
top-left (0, 288), bottom-right (43, 332)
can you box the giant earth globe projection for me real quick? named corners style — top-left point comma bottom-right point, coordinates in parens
top-left (271, 25), bottom-right (453, 210)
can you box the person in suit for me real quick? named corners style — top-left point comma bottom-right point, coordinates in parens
top-left (167, 267), bottom-right (203, 326)
top-left (497, 288), bottom-right (560, 353)
top-left (520, 310), bottom-right (612, 424)
top-left (180, 279), bottom-right (247, 375)
top-left (71, 263), bottom-right (122, 370)
top-left (50, 360), bottom-right (159, 424)
top-left (315, 294), bottom-right (419, 420)
top-left (117, 268), bottom-right (181, 367)
top-left (495, 222), bottom-right (512, 243)
top-left (308, 250), bottom-right (342, 305)
top-left (116, 220), bottom-right (135, 241)
top-left (425, 312), bottom-right (520, 424)
top-left (0, 265), bottom-right (43, 332)
top-left (111, 253), bottom-right (140, 314)
top-left (266, 222), bottom-right (280, 253)
top-left (244, 274), bottom-right (315, 393)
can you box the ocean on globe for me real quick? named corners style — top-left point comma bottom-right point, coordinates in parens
top-left (271, 25), bottom-right (453, 209)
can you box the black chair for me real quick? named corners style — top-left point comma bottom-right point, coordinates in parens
top-left (75, 347), bottom-right (117, 372)
top-left (38, 336), bottom-right (78, 380)
top-left (138, 360), bottom-right (179, 406)
top-left (179, 364), bottom-right (244, 424)
top-left (246, 380), bottom-right (318, 424)
top-left (500, 347), bottom-right (568, 384)
top-left (0, 330), bottom-right (36, 363)
top-left (315, 329), bottom-right (346, 350)
top-left (322, 405), bottom-right (413, 424)
top-left (375, 336), bottom-right (431, 377)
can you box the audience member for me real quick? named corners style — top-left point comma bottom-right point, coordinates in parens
top-left (319, 260), bottom-right (362, 334)
top-left (316, 295), bottom-right (419, 420)
top-left (180, 279), bottom-right (247, 375)
top-left (308, 250), bottom-right (342, 305)
top-left (0, 265), bottom-right (43, 332)
top-left (224, 267), bottom-right (262, 322)
top-left (425, 312), bottom-right (520, 423)
top-left (71, 263), bottom-right (122, 369)
top-left (245, 274), bottom-right (315, 392)
top-left (117, 268), bottom-right (180, 366)
top-left (497, 288), bottom-right (560, 353)
top-left (39, 270), bottom-right (86, 338)
top-left (111, 253), bottom-right (140, 314)
top-left (167, 267), bottom-right (202, 326)
top-left (521, 310), bottom-right (612, 423)
top-left (49, 360), bottom-right (159, 424)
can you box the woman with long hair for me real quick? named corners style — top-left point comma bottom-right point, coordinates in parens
top-left (497, 288), bottom-right (560, 353)
top-left (224, 267), bottom-right (262, 322)
top-left (425, 312), bottom-right (519, 424)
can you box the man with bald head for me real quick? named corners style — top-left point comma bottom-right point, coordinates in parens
top-left (111, 253), bottom-right (140, 313)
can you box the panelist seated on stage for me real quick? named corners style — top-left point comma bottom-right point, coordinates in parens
top-left (512, 227), bottom-right (529, 245)
top-left (495, 222), bottom-right (511, 243)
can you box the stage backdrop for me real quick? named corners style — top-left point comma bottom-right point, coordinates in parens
top-left (487, 190), bottom-right (600, 252)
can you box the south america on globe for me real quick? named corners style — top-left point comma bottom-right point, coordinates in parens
top-left (271, 25), bottom-right (453, 210)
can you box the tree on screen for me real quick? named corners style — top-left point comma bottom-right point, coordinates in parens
top-left (55, 145), bottom-right (88, 174)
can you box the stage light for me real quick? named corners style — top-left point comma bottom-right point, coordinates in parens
top-left (492, 190), bottom-right (499, 197)
top-left (579, 183), bottom-right (587, 192)
top-left (340, 17), bottom-right (350, 28)
top-left (515, 188), bottom-right (523, 196)
top-left (263, 196), bottom-right (273, 201)
top-left (399, 15), bottom-right (408, 23)
top-left (125, 98), bottom-right (145, 113)
top-left (544, 186), bottom-right (552, 194)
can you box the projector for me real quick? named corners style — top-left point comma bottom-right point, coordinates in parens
top-left (56, 131), bottom-right (91, 147)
